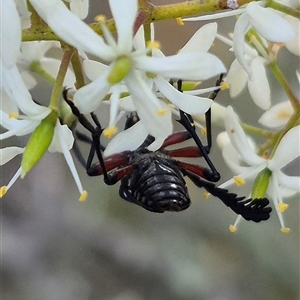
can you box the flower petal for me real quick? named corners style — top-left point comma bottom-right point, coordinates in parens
top-left (1, 63), bottom-right (51, 117)
top-left (154, 77), bottom-right (212, 114)
top-left (0, 147), bottom-right (24, 165)
top-left (225, 106), bottom-right (265, 166)
top-left (277, 172), bottom-right (300, 192)
top-left (179, 23), bottom-right (217, 54)
top-left (118, 96), bottom-right (136, 111)
top-left (125, 71), bottom-right (172, 147)
top-left (74, 69), bottom-right (111, 113)
top-left (0, 111), bottom-right (40, 139)
top-left (222, 143), bottom-right (251, 174)
top-left (69, 0), bottom-right (89, 20)
top-left (248, 56), bottom-right (271, 110)
top-left (83, 59), bottom-right (109, 81)
top-left (225, 59), bottom-right (248, 97)
top-left (135, 52), bottom-right (226, 80)
top-left (259, 101), bottom-right (293, 128)
top-left (109, 0), bottom-right (137, 53)
top-left (247, 2), bottom-right (296, 42)
top-left (268, 125), bottom-right (300, 170)
top-left (29, 0), bottom-right (113, 61)
top-left (48, 122), bottom-right (74, 153)
top-left (1, 0), bottom-right (21, 68)
top-left (233, 13), bottom-right (252, 76)
top-left (284, 15), bottom-right (300, 56)
top-left (104, 121), bottom-right (148, 156)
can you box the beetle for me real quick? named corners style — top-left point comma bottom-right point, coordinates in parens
top-left (63, 81), bottom-right (271, 222)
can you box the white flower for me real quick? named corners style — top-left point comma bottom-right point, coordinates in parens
top-left (228, 57), bottom-right (271, 110)
top-left (18, 41), bottom-right (76, 88)
top-left (29, 0), bottom-right (112, 59)
top-left (0, 110), bottom-right (87, 201)
top-left (219, 106), bottom-right (300, 232)
top-left (216, 33), bottom-right (271, 110)
top-left (232, 2), bottom-right (295, 77)
top-left (74, 5), bottom-right (225, 150)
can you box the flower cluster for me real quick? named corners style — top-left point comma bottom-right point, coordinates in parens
top-left (184, 0), bottom-right (299, 231)
top-left (1, 0), bottom-right (299, 232)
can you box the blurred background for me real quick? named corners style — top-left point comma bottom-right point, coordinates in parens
top-left (1, 1), bottom-right (299, 299)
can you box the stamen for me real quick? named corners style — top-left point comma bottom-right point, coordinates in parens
top-left (229, 225), bottom-right (237, 233)
top-left (9, 112), bottom-right (19, 119)
top-left (277, 203), bottom-right (289, 212)
top-left (176, 17), bottom-right (184, 26)
top-left (155, 108), bottom-right (168, 116)
top-left (0, 186), bottom-right (7, 198)
top-left (94, 14), bottom-right (106, 23)
top-left (202, 191), bottom-right (210, 199)
top-left (220, 81), bottom-right (229, 90)
top-left (280, 227), bottom-right (291, 234)
top-left (103, 126), bottom-right (118, 138)
top-left (201, 127), bottom-right (207, 136)
top-left (229, 215), bottom-right (242, 233)
top-left (234, 176), bottom-right (245, 186)
top-left (147, 40), bottom-right (161, 50)
top-left (79, 190), bottom-right (88, 202)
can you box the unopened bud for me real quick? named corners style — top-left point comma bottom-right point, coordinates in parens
top-left (21, 110), bottom-right (58, 178)
top-left (251, 168), bottom-right (272, 199)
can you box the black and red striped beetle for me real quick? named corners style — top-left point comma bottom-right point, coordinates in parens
top-left (64, 84), bottom-right (271, 222)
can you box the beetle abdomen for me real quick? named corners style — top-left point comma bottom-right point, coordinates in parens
top-left (128, 159), bottom-right (191, 212)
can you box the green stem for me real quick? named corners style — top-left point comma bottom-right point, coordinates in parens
top-left (266, 0), bottom-right (300, 19)
top-left (257, 109), bottom-right (300, 156)
top-left (71, 50), bottom-right (85, 89)
top-left (49, 46), bottom-right (74, 110)
top-left (30, 61), bottom-right (56, 85)
top-left (241, 122), bottom-right (275, 139)
top-left (269, 61), bottom-right (300, 110)
top-left (24, 0), bottom-right (255, 41)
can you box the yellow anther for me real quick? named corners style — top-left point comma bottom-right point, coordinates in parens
top-left (176, 17), bottom-right (184, 26)
top-left (0, 186), bottom-right (7, 198)
top-left (103, 126), bottom-right (118, 139)
top-left (220, 81), bottom-right (230, 90)
top-left (147, 40), bottom-right (161, 50)
top-left (202, 191), bottom-right (210, 200)
top-left (94, 14), bottom-right (106, 23)
top-left (79, 190), bottom-right (88, 202)
top-left (229, 225), bottom-right (237, 233)
top-left (280, 227), bottom-right (291, 234)
top-left (9, 112), bottom-right (19, 119)
top-left (234, 176), bottom-right (245, 186)
top-left (155, 108), bottom-right (168, 116)
top-left (201, 127), bottom-right (207, 136)
top-left (277, 203), bottom-right (289, 212)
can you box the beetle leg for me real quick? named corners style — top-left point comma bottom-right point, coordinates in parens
top-left (159, 131), bottom-right (192, 149)
top-left (162, 146), bottom-right (203, 158)
top-left (87, 151), bottom-right (132, 177)
top-left (104, 164), bottom-right (136, 185)
top-left (182, 169), bottom-right (271, 222)
top-left (63, 89), bottom-right (108, 180)
top-left (176, 161), bottom-right (217, 182)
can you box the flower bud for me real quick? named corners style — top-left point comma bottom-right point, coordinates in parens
top-left (251, 168), bottom-right (272, 199)
top-left (21, 110), bottom-right (58, 178)
top-left (107, 56), bottom-right (131, 84)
